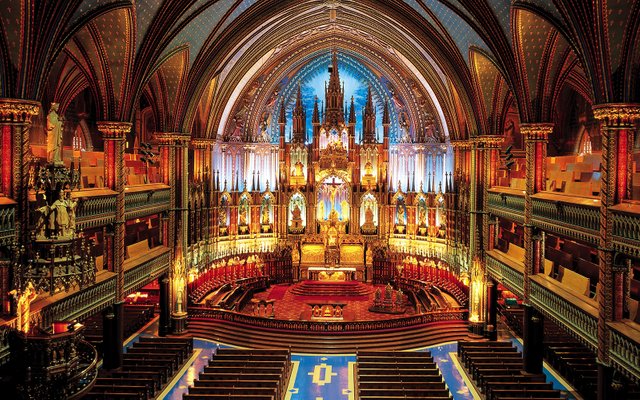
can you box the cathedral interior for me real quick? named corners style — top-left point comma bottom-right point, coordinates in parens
top-left (0, 1), bottom-right (639, 399)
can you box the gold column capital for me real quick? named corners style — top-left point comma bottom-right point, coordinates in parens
top-left (520, 123), bottom-right (553, 141)
top-left (472, 135), bottom-right (504, 148)
top-left (154, 131), bottom-right (191, 146)
top-left (592, 103), bottom-right (640, 125)
top-left (191, 137), bottom-right (215, 149)
top-left (0, 98), bottom-right (40, 123)
top-left (97, 121), bottom-right (132, 139)
top-left (450, 139), bottom-right (473, 149)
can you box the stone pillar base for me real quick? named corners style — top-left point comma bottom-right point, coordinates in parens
top-left (171, 311), bottom-right (188, 334)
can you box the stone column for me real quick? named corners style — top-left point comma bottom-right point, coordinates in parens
top-left (592, 104), bottom-right (640, 400)
top-left (156, 132), bottom-right (190, 333)
top-left (520, 122), bottom-right (552, 375)
top-left (97, 121), bottom-right (131, 368)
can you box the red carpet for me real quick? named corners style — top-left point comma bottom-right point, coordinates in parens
top-left (267, 284), bottom-right (289, 300)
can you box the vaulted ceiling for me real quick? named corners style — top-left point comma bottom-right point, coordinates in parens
top-left (1, 0), bottom-right (638, 141)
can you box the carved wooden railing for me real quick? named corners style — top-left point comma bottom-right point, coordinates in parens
top-left (531, 195), bottom-right (600, 244)
top-left (68, 339), bottom-right (99, 399)
top-left (528, 276), bottom-right (598, 351)
top-left (0, 199), bottom-right (16, 245)
top-left (189, 306), bottom-right (467, 332)
top-left (608, 323), bottom-right (640, 381)
top-left (74, 192), bottom-right (116, 230)
top-left (485, 252), bottom-right (525, 299)
top-left (611, 206), bottom-right (640, 258)
top-left (30, 247), bottom-right (170, 329)
top-left (124, 185), bottom-right (170, 220)
top-left (487, 189), bottom-right (525, 224)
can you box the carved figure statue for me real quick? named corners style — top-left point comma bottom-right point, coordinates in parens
top-left (35, 203), bottom-right (50, 239)
top-left (364, 161), bottom-right (373, 176)
top-left (418, 206), bottom-right (427, 227)
top-left (364, 206), bottom-right (374, 225)
top-left (46, 103), bottom-right (64, 165)
top-left (261, 206), bottom-right (270, 225)
top-left (66, 192), bottom-right (78, 236)
top-left (396, 204), bottom-right (405, 225)
top-left (292, 204), bottom-right (302, 221)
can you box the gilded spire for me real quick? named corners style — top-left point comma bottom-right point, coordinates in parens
top-left (349, 96), bottom-right (356, 124)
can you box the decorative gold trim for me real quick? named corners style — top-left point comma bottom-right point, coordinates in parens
top-left (592, 103), bottom-right (640, 125)
top-left (97, 121), bottom-right (132, 139)
top-left (0, 98), bottom-right (40, 123)
top-left (191, 138), bottom-right (215, 148)
top-left (154, 131), bottom-right (191, 145)
top-left (472, 135), bottom-right (504, 147)
top-left (449, 140), bottom-right (473, 149)
top-left (520, 123), bottom-right (553, 141)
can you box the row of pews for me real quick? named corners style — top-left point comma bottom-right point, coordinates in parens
top-left (356, 351), bottom-right (452, 400)
top-left (183, 348), bottom-right (291, 400)
top-left (83, 304), bottom-right (156, 353)
top-left (457, 341), bottom-right (564, 400)
top-left (85, 337), bottom-right (193, 399)
top-left (502, 307), bottom-right (597, 398)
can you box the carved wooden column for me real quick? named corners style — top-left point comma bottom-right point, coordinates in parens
top-left (0, 99), bottom-right (39, 316)
top-left (521, 122), bottom-right (552, 374)
top-left (0, 99), bottom-right (40, 242)
top-left (156, 132), bottom-right (190, 333)
top-left (593, 104), bottom-right (640, 400)
top-left (97, 121), bottom-right (130, 369)
top-left (477, 135), bottom-right (503, 338)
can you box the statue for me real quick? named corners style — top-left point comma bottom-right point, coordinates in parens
top-left (364, 161), bottom-right (373, 176)
top-left (396, 204), bottom-right (405, 225)
top-left (340, 200), bottom-right (349, 221)
top-left (291, 204), bottom-right (302, 221)
top-left (317, 200), bottom-right (325, 220)
top-left (261, 206), bottom-right (270, 225)
top-left (418, 206), bottom-right (427, 227)
top-left (46, 103), bottom-right (64, 165)
top-left (293, 161), bottom-right (304, 177)
top-left (35, 203), bottom-right (50, 239)
top-left (239, 201), bottom-right (249, 225)
top-left (48, 190), bottom-right (69, 238)
top-left (65, 192), bottom-right (78, 237)
top-left (364, 206), bottom-right (374, 225)
top-left (365, 247), bottom-right (373, 265)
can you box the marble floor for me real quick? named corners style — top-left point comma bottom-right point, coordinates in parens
top-left (126, 318), bottom-right (578, 400)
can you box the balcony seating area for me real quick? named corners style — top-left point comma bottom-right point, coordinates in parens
top-left (356, 351), bottom-right (452, 400)
top-left (182, 348), bottom-right (291, 400)
top-left (457, 341), bottom-right (563, 400)
top-left (546, 155), bottom-right (601, 197)
top-left (496, 224), bottom-right (600, 298)
top-left (85, 337), bottom-right (193, 399)
top-left (83, 304), bottom-right (155, 354)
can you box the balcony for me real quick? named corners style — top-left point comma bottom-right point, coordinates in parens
top-left (29, 246), bottom-right (170, 329)
top-left (487, 188), bottom-right (524, 224)
top-left (485, 250), bottom-right (524, 298)
top-left (66, 184), bottom-right (170, 230)
top-left (124, 183), bottom-right (170, 220)
top-left (611, 203), bottom-right (640, 258)
top-left (531, 192), bottom-right (600, 245)
top-left (0, 197), bottom-right (15, 245)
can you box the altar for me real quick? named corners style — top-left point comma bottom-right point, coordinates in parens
top-left (308, 266), bottom-right (356, 281)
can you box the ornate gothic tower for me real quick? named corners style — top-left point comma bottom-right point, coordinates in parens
top-left (292, 85), bottom-right (306, 143)
top-left (363, 87), bottom-right (376, 143)
top-left (324, 51), bottom-right (345, 126)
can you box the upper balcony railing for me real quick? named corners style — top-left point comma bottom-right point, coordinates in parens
top-left (0, 197), bottom-right (15, 245)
